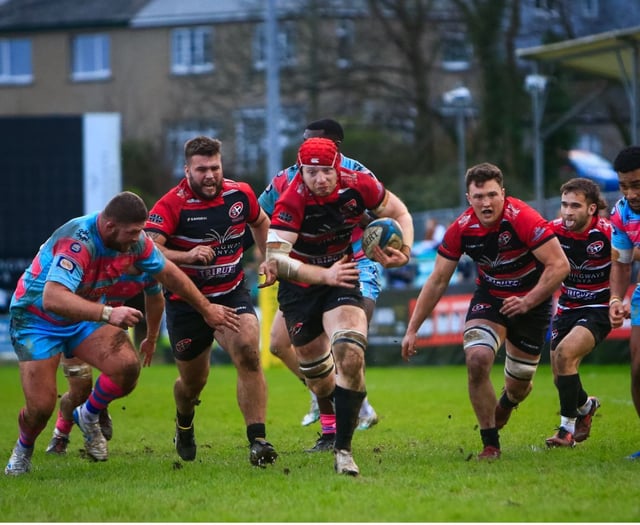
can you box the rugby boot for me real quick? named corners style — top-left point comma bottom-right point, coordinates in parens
top-left (574, 396), bottom-right (600, 443)
top-left (5, 442), bottom-right (33, 476)
top-left (334, 449), bottom-right (359, 476)
top-left (174, 422), bottom-right (196, 461)
top-left (249, 439), bottom-right (278, 467)
top-left (46, 430), bottom-right (70, 455)
top-left (477, 445), bottom-right (501, 460)
top-left (357, 410), bottom-right (379, 431)
top-left (301, 395), bottom-right (320, 426)
top-left (305, 432), bottom-right (336, 453)
top-left (73, 405), bottom-right (108, 461)
top-left (545, 427), bottom-right (576, 448)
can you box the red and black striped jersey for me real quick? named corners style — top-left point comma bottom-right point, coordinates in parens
top-left (550, 215), bottom-right (611, 311)
top-left (269, 167), bottom-right (385, 267)
top-left (438, 197), bottom-right (555, 298)
top-left (145, 178), bottom-right (261, 300)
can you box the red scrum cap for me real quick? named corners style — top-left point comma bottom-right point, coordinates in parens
top-left (297, 137), bottom-right (340, 170)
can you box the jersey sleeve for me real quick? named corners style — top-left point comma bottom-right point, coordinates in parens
top-left (354, 170), bottom-right (386, 210)
top-left (610, 201), bottom-right (634, 252)
top-left (511, 200), bottom-right (556, 250)
top-left (437, 221), bottom-right (463, 261)
top-left (270, 176), bottom-right (305, 233)
top-left (146, 190), bottom-right (180, 238)
top-left (239, 182), bottom-right (262, 224)
top-left (259, 168), bottom-right (295, 217)
top-left (45, 237), bottom-right (93, 292)
top-left (134, 236), bottom-right (167, 275)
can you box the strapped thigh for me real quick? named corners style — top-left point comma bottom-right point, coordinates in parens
top-left (299, 350), bottom-right (335, 380)
top-left (463, 324), bottom-right (500, 354)
top-left (62, 361), bottom-right (93, 379)
top-left (504, 351), bottom-right (540, 381)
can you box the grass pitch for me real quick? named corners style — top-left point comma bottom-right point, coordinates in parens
top-left (0, 362), bottom-right (638, 522)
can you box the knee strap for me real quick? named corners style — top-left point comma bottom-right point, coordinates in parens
top-left (62, 362), bottom-right (93, 380)
top-left (299, 350), bottom-right (335, 380)
top-left (463, 325), bottom-right (500, 354)
top-left (505, 351), bottom-right (539, 381)
top-left (330, 329), bottom-right (367, 355)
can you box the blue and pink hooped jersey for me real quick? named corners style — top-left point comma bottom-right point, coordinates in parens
top-left (610, 197), bottom-right (640, 253)
top-left (11, 212), bottom-right (165, 325)
top-left (103, 271), bottom-right (161, 307)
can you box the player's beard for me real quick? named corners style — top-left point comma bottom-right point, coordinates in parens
top-left (188, 173), bottom-right (221, 201)
top-left (104, 235), bottom-right (134, 253)
top-left (562, 215), bottom-right (588, 232)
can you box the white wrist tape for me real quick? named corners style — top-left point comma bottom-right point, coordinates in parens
top-left (265, 234), bottom-right (303, 280)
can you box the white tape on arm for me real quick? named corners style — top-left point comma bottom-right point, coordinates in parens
top-left (265, 231), bottom-right (303, 280)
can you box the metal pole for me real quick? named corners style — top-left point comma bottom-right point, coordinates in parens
top-left (456, 108), bottom-right (467, 208)
top-left (632, 42), bottom-right (639, 144)
top-left (265, 0), bottom-right (281, 185)
top-left (532, 87), bottom-right (544, 216)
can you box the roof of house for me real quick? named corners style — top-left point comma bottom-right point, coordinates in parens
top-left (131, 0), bottom-right (266, 27)
top-left (0, 0), bottom-right (151, 31)
top-left (0, 0), bottom-right (344, 32)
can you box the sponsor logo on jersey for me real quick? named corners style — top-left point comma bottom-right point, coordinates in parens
top-left (290, 322), bottom-right (304, 337)
top-left (471, 302), bottom-right (491, 312)
top-left (229, 202), bottom-right (244, 219)
top-left (532, 226), bottom-right (547, 242)
top-left (458, 213), bottom-right (472, 227)
top-left (75, 228), bottom-right (90, 242)
top-left (277, 211), bottom-right (293, 223)
top-left (57, 257), bottom-right (76, 272)
top-left (175, 338), bottom-right (192, 354)
top-left (339, 198), bottom-right (359, 216)
top-left (148, 213), bottom-right (164, 224)
top-left (498, 231), bottom-right (511, 247)
top-left (186, 216), bottom-right (207, 222)
top-left (586, 240), bottom-right (605, 255)
top-left (505, 203), bottom-right (521, 219)
top-left (70, 242), bottom-right (82, 253)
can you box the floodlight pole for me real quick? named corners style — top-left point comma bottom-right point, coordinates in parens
top-left (443, 86), bottom-right (472, 209)
top-left (526, 74), bottom-right (548, 217)
top-left (265, 0), bottom-right (282, 185)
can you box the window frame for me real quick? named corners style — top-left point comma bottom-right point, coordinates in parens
top-left (440, 34), bottom-right (471, 72)
top-left (252, 21), bottom-right (297, 71)
top-left (336, 18), bottom-right (355, 69)
top-left (0, 38), bottom-right (33, 85)
top-left (165, 121), bottom-right (220, 179)
top-left (170, 26), bottom-right (214, 76)
top-left (234, 106), bottom-right (304, 174)
top-left (71, 33), bottom-right (111, 82)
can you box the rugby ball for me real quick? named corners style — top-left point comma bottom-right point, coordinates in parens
top-left (362, 218), bottom-right (404, 259)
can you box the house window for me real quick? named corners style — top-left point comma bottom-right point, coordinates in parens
top-left (0, 38), bottom-right (32, 84)
top-left (440, 35), bottom-right (471, 71)
top-left (166, 121), bottom-right (219, 178)
top-left (71, 34), bottom-right (110, 81)
top-left (171, 27), bottom-right (214, 75)
top-left (234, 106), bottom-right (304, 174)
top-left (336, 19), bottom-right (354, 69)
top-left (581, 0), bottom-right (598, 18)
top-left (533, 0), bottom-right (559, 16)
top-left (253, 21), bottom-right (296, 71)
